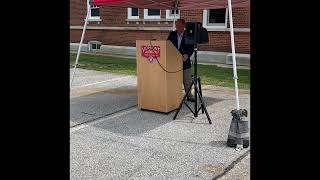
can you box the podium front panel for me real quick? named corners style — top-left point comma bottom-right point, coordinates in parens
top-left (136, 40), bottom-right (182, 113)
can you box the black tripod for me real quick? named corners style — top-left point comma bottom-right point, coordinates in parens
top-left (173, 44), bottom-right (212, 124)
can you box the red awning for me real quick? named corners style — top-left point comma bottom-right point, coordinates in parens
top-left (92, 0), bottom-right (249, 9)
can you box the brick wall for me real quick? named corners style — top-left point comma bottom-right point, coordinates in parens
top-left (70, 0), bottom-right (86, 25)
top-left (180, 8), bottom-right (250, 28)
top-left (70, 30), bottom-right (170, 47)
top-left (232, 7), bottom-right (250, 28)
top-left (70, 30), bottom-right (250, 54)
top-left (70, 0), bottom-right (250, 54)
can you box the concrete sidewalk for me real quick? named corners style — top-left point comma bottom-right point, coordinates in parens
top-left (70, 68), bottom-right (250, 180)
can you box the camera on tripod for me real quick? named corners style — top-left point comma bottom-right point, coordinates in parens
top-left (185, 22), bottom-right (209, 45)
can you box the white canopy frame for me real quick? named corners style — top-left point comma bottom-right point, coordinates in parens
top-left (71, 0), bottom-right (241, 110)
top-left (70, 0), bottom-right (91, 87)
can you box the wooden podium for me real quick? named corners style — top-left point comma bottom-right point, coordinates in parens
top-left (136, 40), bottom-right (182, 113)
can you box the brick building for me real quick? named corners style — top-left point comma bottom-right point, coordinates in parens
top-left (70, 0), bottom-right (250, 65)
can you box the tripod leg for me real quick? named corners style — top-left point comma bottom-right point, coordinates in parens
top-left (194, 77), bottom-right (198, 117)
top-left (198, 77), bottom-right (204, 114)
top-left (173, 78), bottom-right (194, 120)
top-left (195, 85), bottom-right (212, 124)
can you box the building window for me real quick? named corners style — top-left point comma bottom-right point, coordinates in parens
top-left (166, 9), bottom-right (180, 19)
top-left (89, 5), bottom-right (100, 20)
top-left (144, 9), bottom-right (161, 19)
top-left (128, 8), bottom-right (139, 19)
top-left (91, 43), bottom-right (101, 50)
top-left (88, 41), bottom-right (102, 51)
top-left (203, 8), bottom-right (228, 28)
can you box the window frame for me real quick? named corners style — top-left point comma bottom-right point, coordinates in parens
top-left (202, 8), bottom-right (228, 29)
top-left (127, 8), bottom-right (140, 19)
top-left (143, 9), bottom-right (161, 19)
top-left (165, 9), bottom-right (180, 19)
top-left (88, 5), bottom-right (101, 20)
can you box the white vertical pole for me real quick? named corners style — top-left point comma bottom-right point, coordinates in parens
top-left (172, 0), bottom-right (178, 31)
top-left (172, 12), bottom-right (176, 30)
top-left (70, 0), bottom-right (91, 88)
top-left (228, 0), bottom-right (240, 110)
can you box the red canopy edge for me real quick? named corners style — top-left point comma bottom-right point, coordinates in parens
top-left (92, 0), bottom-right (250, 9)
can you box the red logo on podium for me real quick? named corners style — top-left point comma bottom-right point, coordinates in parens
top-left (141, 45), bottom-right (161, 63)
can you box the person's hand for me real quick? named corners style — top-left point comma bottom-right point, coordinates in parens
top-left (182, 54), bottom-right (188, 62)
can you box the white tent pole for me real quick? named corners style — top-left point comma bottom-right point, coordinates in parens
top-left (227, 0), bottom-right (240, 110)
top-left (70, 0), bottom-right (91, 87)
top-left (172, 12), bottom-right (176, 30)
top-left (172, 0), bottom-right (178, 30)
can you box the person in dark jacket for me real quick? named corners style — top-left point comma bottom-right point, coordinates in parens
top-left (167, 19), bottom-right (195, 102)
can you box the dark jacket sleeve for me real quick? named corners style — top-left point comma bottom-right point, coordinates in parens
top-left (185, 44), bottom-right (194, 58)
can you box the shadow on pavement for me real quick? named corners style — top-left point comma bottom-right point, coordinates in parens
top-left (92, 96), bottom-right (224, 136)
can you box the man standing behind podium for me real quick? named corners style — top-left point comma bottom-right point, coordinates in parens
top-left (167, 19), bottom-right (195, 102)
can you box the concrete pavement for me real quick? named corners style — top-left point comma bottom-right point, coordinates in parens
top-left (70, 68), bottom-right (250, 179)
